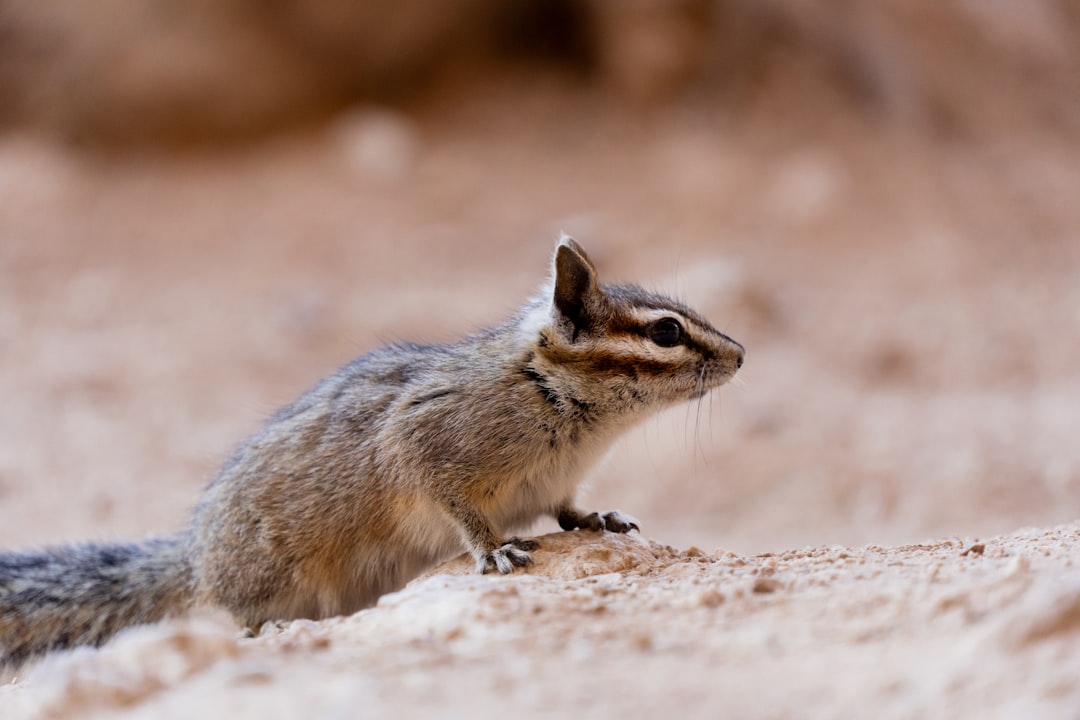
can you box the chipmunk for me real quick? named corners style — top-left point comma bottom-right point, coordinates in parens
top-left (0, 236), bottom-right (744, 668)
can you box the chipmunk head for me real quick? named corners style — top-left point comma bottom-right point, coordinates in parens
top-left (523, 235), bottom-right (744, 419)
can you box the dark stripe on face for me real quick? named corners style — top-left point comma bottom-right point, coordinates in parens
top-left (538, 343), bottom-right (683, 378)
top-left (604, 283), bottom-right (712, 320)
top-left (603, 309), bottom-right (724, 362)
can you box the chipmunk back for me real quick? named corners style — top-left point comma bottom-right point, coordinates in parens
top-left (0, 236), bottom-right (744, 668)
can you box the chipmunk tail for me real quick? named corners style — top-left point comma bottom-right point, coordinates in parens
top-left (0, 533), bottom-right (194, 671)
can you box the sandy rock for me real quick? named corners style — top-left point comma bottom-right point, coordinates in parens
top-left (417, 529), bottom-right (679, 582)
top-left (3, 525), bottom-right (1079, 719)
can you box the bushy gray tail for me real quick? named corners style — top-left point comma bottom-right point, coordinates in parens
top-left (0, 534), bottom-right (193, 669)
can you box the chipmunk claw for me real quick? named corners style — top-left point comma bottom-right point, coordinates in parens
top-left (506, 536), bottom-right (540, 552)
top-left (478, 540), bottom-right (536, 574)
top-left (576, 512), bottom-right (605, 532)
top-left (557, 508), bottom-right (640, 534)
top-left (601, 510), bottom-right (639, 534)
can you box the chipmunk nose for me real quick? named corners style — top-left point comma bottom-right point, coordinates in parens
top-left (716, 332), bottom-right (745, 371)
top-left (729, 340), bottom-right (745, 370)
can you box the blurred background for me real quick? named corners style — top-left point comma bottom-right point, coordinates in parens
top-left (1, 0), bottom-right (1079, 554)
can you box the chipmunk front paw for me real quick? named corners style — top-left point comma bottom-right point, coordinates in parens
top-left (557, 508), bottom-right (640, 534)
top-left (477, 537), bottom-right (538, 574)
top-left (599, 510), bottom-right (640, 534)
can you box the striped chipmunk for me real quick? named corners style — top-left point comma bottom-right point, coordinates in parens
top-left (0, 236), bottom-right (744, 668)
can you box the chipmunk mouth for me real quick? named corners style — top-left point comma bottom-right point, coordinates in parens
top-left (691, 353), bottom-right (743, 398)
top-left (691, 378), bottom-right (729, 399)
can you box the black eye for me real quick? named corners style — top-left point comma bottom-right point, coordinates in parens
top-left (647, 318), bottom-right (683, 347)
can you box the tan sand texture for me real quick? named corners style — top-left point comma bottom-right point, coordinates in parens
top-left (4, 526), bottom-right (1080, 718)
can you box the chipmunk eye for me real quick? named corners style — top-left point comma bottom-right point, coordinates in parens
top-left (647, 318), bottom-right (683, 347)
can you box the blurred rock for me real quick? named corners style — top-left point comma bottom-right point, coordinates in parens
top-left (331, 108), bottom-right (420, 186)
top-left (1, 0), bottom-right (1078, 145)
top-left (767, 150), bottom-right (845, 226)
top-left (0, 0), bottom-right (489, 145)
top-left (590, 0), bottom-right (714, 104)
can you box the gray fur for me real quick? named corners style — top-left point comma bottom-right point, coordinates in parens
top-left (1, 535), bottom-right (192, 667)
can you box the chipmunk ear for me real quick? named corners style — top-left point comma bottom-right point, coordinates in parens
top-left (552, 234), bottom-right (601, 337)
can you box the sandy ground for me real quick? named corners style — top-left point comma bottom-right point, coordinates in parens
top-left (2, 84), bottom-right (1080, 716)
top-left (4, 526), bottom-right (1080, 719)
